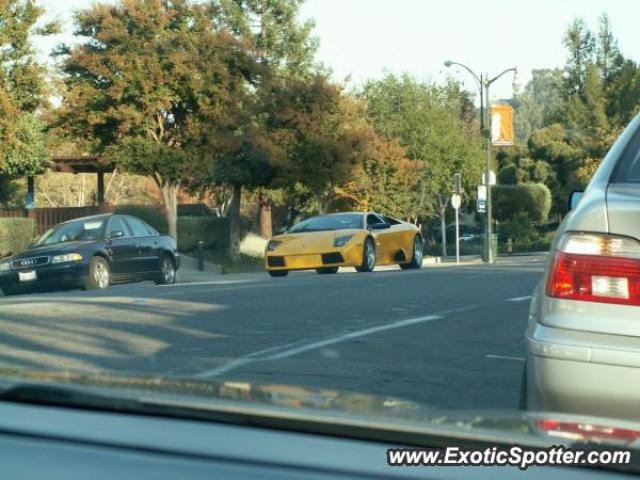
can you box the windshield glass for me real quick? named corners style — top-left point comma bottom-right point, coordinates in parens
top-left (288, 214), bottom-right (363, 232)
top-left (1, 0), bottom-right (639, 468)
top-left (36, 219), bottom-right (106, 246)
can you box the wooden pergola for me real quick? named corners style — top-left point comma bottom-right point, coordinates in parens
top-left (27, 156), bottom-right (114, 207)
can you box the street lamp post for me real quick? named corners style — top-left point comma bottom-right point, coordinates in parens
top-left (444, 61), bottom-right (517, 263)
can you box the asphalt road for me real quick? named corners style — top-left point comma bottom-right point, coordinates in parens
top-left (0, 255), bottom-right (546, 411)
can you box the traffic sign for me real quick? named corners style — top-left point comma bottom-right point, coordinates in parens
top-left (451, 193), bottom-right (461, 210)
top-left (477, 199), bottom-right (487, 213)
top-left (477, 185), bottom-right (487, 201)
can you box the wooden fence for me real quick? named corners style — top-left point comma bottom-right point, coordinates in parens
top-left (0, 203), bottom-right (209, 235)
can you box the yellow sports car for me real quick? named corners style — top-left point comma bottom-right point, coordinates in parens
top-left (265, 212), bottom-right (423, 277)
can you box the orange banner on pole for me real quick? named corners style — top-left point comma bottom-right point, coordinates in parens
top-left (490, 104), bottom-right (514, 146)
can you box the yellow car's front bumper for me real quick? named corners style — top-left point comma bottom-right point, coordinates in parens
top-left (265, 242), bottom-right (364, 271)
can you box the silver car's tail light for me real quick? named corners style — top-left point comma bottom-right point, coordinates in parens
top-left (546, 233), bottom-right (640, 306)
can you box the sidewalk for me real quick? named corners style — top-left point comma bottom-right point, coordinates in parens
top-left (178, 254), bottom-right (223, 283)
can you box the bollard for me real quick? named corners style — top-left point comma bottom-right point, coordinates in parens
top-left (197, 240), bottom-right (205, 271)
top-left (507, 238), bottom-right (513, 255)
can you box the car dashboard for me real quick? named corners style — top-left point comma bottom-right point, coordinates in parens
top-left (0, 400), bottom-right (628, 480)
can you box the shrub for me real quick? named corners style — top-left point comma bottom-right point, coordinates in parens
top-left (177, 216), bottom-right (230, 252)
top-left (0, 217), bottom-right (36, 256)
top-left (114, 205), bottom-right (168, 234)
top-left (493, 183), bottom-right (552, 224)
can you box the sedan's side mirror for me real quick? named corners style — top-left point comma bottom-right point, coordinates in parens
top-left (369, 223), bottom-right (391, 230)
top-left (108, 230), bottom-right (125, 240)
top-left (569, 190), bottom-right (584, 211)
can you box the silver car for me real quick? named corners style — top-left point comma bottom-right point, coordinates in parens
top-left (524, 113), bottom-right (640, 421)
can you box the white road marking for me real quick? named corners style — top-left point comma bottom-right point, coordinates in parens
top-left (192, 358), bottom-right (254, 378)
top-left (265, 315), bottom-right (443, 360)
top-left (506, 295), bottom-right (532, 302)
top-left (485, 354), bottom-right (525, 362)
top-left (194, 314), bottom-right (442, 379)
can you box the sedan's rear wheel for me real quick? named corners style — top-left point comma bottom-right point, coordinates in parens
top-left (356, 238), bottom-right (376, 272)
top-left (400, 236), bottom-right (423, 270)
top-left (155, 255), bottom-right (177, 285)
top-left (85, 256), bottom-right (110, 290)
top-left (269, 270), bottom-right (289, 277)
top-left (316, 267), bottom-right (339, 274)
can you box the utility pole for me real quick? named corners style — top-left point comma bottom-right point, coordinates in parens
top-left (444, 61), bottom-right (517, 263)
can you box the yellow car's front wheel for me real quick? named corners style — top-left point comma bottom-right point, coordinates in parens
top-left (356, 238), bottom-right (376, 272)
top-left (400, 236), bottom-right (423, 270)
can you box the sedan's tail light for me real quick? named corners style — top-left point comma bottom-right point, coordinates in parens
top-left (546, 233), bottom-right (640, 306)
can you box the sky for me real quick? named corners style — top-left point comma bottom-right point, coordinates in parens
top-left (35, 0), bottom-right (640, 102)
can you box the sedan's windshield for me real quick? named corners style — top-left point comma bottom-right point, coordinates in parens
top-left (288, 214), bottom-right (363, 233)
top-left (36, 219), bottom-right (106, 246)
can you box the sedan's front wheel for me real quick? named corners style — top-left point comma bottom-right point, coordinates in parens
top-left (156, 255), bottom-right (177, 285)
top-left (85, 257), bottom-right (110, 290)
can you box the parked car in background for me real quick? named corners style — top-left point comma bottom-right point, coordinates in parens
top-left (459, 233), bottom-right (481, 242)
top-left (265, 212), bottom-right (423, 277)
top-left (0, 214), bottom-right (179, 295)
top-left (523, 113), bottom-right (640, 421)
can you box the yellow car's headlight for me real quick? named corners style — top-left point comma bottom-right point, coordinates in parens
top-left (334, 234), bottom-right (354, 247)
top-left (267, 240), bottom-right (282, 252)
top-left (51, 253), bottom-right (83, 264)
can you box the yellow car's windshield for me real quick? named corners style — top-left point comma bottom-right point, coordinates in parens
top-left (288, 213), bottom-right (364, 232)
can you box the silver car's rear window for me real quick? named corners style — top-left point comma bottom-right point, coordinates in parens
top-left (612, 124), bottom-right (640, 183)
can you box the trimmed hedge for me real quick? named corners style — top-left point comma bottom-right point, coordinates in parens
top-left (492, 183), bottom-right (552, 224)
top-left (114, 205), bottom-right (168, 234)
top-left (177, 216), bottom-right (230, 252)
top-left (0, 218), bottom-right (36, 256)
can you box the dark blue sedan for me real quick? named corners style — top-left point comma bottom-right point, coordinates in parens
top-left (0, 214), bottom-right (180, 295)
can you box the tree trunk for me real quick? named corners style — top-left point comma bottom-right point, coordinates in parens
top-left (229, 183), bottom-right (242, 261)
top-left (257, 192), bottom-right (272, 239)
top-left (160, 183), bottom-right (178, 240)
top-left (317, 194), bottom-right (325, 215)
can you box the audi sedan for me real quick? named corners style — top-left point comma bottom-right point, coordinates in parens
top-left (0, 214), bottom-right (179, 295)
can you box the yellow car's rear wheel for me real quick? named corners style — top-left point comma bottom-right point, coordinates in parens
top-left (316, 267), bottom-right (339, 274)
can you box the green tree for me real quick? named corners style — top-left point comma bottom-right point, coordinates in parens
top-left (563, 18), bottom-right (596, 97)
top-left (57, 0), bottom-right (250, 239)
top-left (214, 0), bottom-right (319, 241)
top-left (2, 114), bottom-right (49, 177)
top-left (607, 59), bottom-right (640, 126)
top-left (360, 74), bottom-right (483, 254)
top-left (266, 75), bottom-right (371, 214)
top-left (0, 0), bottom-right (57, 190)
top-left (513, 69), bottom-right (564, 144)
top-left (596, 13), bottom-right (622, 92)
